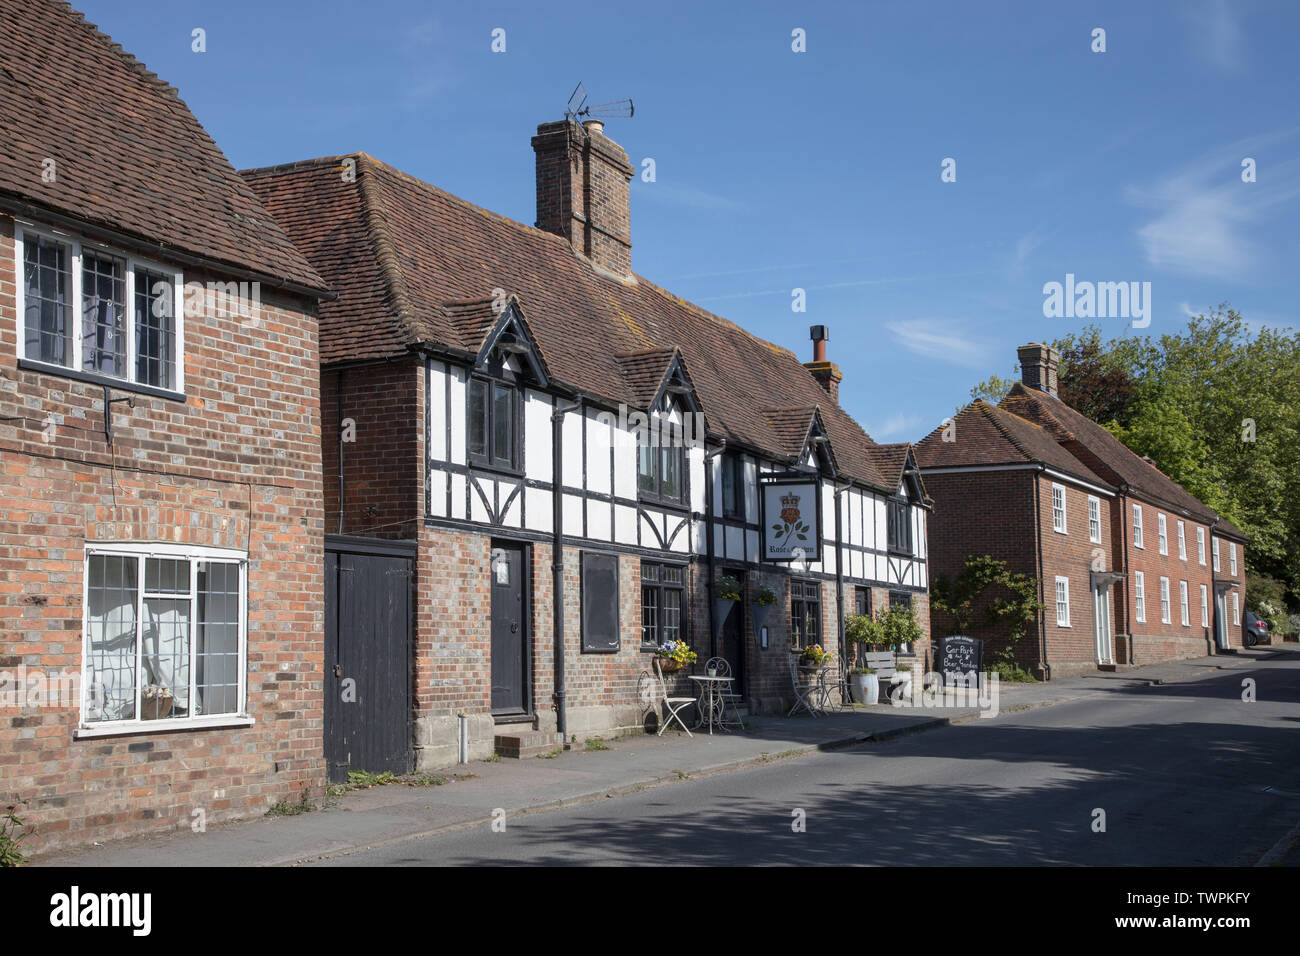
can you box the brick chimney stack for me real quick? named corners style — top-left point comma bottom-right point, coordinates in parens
top-left (532, 118), bottom-right (634, 280)
top-left (804, 325), bottom-right (842, 402)
top-left (1017, 342), bottom-right (1060, 397)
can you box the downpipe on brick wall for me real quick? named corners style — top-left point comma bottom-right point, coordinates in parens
top-left (552, 397), bottom-right (583, 740)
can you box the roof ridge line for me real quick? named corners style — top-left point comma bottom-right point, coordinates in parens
top-left (354, 155), bottom-right (423, 347)
top-left (976, 401), bottom-right (1037, 463)
top-left (57, 1), bottom-right (184, 101)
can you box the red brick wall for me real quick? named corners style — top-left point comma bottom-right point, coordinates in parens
top-left (1120, 498), bottom-right (1229, 663)
top-left (0, 214), bottom-right (324, 856)
top-left (1036, 475), bottom-right (1112, 677)
top-left (322, 361), bottom-right (423, 539)
top-left (923, 469), bottom-right (1042, 671)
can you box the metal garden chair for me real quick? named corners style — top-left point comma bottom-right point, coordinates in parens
top-left (654, 657), bottom-right (695, 737)
top-left (704, 656), bottom-right (745, 729)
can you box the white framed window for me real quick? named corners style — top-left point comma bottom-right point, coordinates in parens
top-left (1157, 514), bottom-right (1168, 555)
top-left (1213, 537), bottom-right (1220, 572)
top-left (1229, 542), bottom-right (1237, 576)
top-left (80, 543), bottom-right (248, 735)
top-left (1200, 584), bottom-right (1208, 627)
top-left (1177, 521), bottom-right (1186, 560)
top-left (1052, 483), bottom-right (1067, 534)
top-left (1233, 591), bottom-right (1240, 626)
top-left (1134, 571), bottom-right (1146, 623)
top-left (1088, 495), bottom-right (1101, 543)
top-left (1179, 581), bottom-right (1189, 626)
top-left (1132, 504), bottom-right (1144, 548)
top-left (1197, 527), bottom-right (1206, 565)
top-left (1159, 577), bottom-right (1170, 624)
top-left (1055, 576), bottom-right (1071, 627)
top-left (15, 223), bottom-right (186, 394)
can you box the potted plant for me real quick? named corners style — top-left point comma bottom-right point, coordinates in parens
top-left (845, 612), bottom-right (885, 704)
top-left (751, 583), bottom-right (778, 636)
top-left (714, 574), bottom-right (742, 634)
top-left (800, 643), bottom-right (832, 667)
top-left (655, 640), bottom-right (697, 674)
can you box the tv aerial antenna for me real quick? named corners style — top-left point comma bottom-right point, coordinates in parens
top-left (565, 82), bottom-right (634, 122)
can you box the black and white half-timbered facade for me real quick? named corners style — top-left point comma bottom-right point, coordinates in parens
top-left (246, 120), bottom-right (930, 768)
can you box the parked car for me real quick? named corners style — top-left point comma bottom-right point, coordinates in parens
top-left (1243, 611), bottom-right (1270, 647)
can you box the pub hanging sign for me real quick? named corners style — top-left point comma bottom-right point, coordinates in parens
top-left (760, 478), bottom-right (822, 563)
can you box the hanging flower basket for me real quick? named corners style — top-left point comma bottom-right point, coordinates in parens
top-left (658, 658), bottom-right (687, 674)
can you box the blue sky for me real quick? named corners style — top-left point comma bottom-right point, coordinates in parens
top-left (77, 0), bottom-right (1300, 442)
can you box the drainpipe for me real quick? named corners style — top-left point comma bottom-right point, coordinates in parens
top-left (833, 478), bottom-right (848, 669)
top-left (1033, 468), bottom-right (1050, 680)
top-left (703, 440), bottom-right (727, 659)
top-left (1209, 516), bottom-right (1221, 654)
top-left (336, 369), bottom-right (345, 535)
top-left (1119, 484), bottom-right (1131, 664)
top-left (551, 397), bottom-right (582, 740)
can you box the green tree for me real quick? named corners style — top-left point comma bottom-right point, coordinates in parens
top-left (1053, 308), bottom-right (1300, 609)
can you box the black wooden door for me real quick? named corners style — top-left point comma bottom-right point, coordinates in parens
top-left (718, 572), bottom-right (746, 696)
top-left (324, 539), bottom-right (413, 783)
top-left (490, 542), bottom-right (528, 715)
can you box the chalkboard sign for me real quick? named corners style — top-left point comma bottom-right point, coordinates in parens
top-left (934, 635), bottom-right (982, 687)
top-left (580, 552), bottom-right (620, 653)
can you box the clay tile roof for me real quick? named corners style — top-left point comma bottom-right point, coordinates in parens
top-left (916, 399), bottom-right (1111, 490)
top-left (614, 348), bottom-right (680, 410)
top-left (441, 297), bottom-right (503, 354)
top-left (999, 383), bottom-right (1246, 538)
top-left (243, 153), bottom-right (895, 490)
top-left (864, 443), bottom-right (913, 491)
top-left (762, 406), bottom-right (820, 458)
top-left (0, 0), bottom-right (325, 292)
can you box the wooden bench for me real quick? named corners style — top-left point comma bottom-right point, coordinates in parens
top-left (862, 651), bottom-right (910, 702)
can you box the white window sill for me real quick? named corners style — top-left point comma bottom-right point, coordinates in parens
top-left (1053, 527), bottom-right (1067, 535)
top-left (1057, 622), bottom-right (1072, 628)
top-left (74, 715), bottom-right (254, 739)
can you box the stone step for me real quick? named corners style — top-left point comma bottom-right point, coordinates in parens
top-left (493, 731), bottom-right (563, 759)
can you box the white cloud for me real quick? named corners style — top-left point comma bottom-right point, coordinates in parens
top-left (636, 182), bottom-right (744, 211)
top-left (868, 411), bottom-right (925, 441)
top-left (885, 319), bottom-right (991, 368)
top-left (1127, 130), bottom-right (1300, 281)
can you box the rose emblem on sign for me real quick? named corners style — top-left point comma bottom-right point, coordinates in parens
top-left (772, 490), bottom-right (811, 552)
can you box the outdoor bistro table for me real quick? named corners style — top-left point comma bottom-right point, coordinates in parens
top-left (688, 675), bottom-right (735, 734)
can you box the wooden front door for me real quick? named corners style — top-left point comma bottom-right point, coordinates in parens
top-left (490, 541), bottom-right (529, 716)
top-left (324, 538), bottom-right (414, 783)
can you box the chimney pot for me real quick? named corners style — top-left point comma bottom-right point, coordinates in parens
top-left (582, 119), bottom-right (604, 136)
top-left (804, 326), bottom-right (840, 400)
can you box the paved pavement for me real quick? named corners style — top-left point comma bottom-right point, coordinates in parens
top-left (36, 646), bottom-right (1296, 866)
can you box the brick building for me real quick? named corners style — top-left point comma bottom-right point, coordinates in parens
top-left (916, 344), bottom-right (1248, 678)
top-left (243, 119), bottom-right (932, 771)
top-left (0, 0), bottom-right (329, 853)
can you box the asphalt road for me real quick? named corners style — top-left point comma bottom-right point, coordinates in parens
top-left (317, 654), bottom-right (1300, 866)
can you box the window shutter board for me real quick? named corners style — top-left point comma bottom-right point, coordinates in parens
top-left (580, 552), bottom-right (620, 652)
